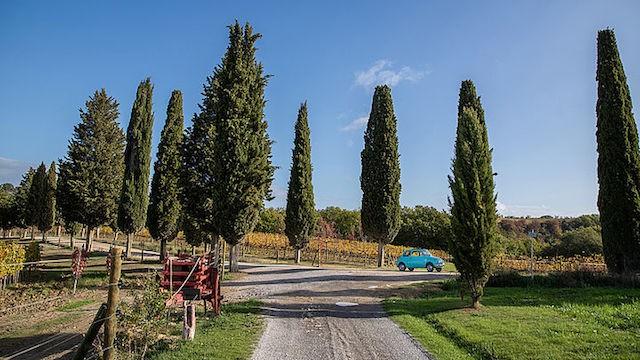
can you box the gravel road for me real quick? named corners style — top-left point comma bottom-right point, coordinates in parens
top-left (225, 263), bottom-right (454, 360)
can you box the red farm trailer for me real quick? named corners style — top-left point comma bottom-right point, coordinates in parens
top-left (161, 254), bottom-right (222, 315)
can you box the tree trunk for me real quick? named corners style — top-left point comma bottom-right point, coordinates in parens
top-left (70, 228), bottom-right (75, 249)
top-left (229, 244), bottom-right (239, 272)
top-left (295, 248), bottom-right (301, 264)
top-left (86, 226), bottom-right (93, 251)
top-left (8, 229), bottom-right (12, 238)
top-left (125, 233), bottom-right (132, 259)
top-left (30, 226), bottom-right (35, 240)
top-left (22, 229), bottom-right (27, 239)
top-left (56, 225), bottom-right (61, 238)
top-left (113, 231), bottom-right (119, 245)
top-left (160, 239), bottom-right (167, 261)
top-left (81, 226), bottom-right (86, 239)
top-left (377, 241), bottom-right (385, 267)
top-left (471, 295), bottom-right (481, 309)
top-left (42, 230), bottom-right (46, 242)
top-left (96, 227), bottom-right (101, 241)
top-left (191, 245), bottom-right (196, 256)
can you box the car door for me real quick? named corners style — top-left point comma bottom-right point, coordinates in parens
top-left (409, 250), bottom-right (422, 268)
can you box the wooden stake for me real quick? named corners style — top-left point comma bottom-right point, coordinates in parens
top-left (103, 247), bottom-right (122, 360)
top-left (73, 303), bottom-right (108, 360)
top-left (183, 301), bottom-right (196, 340)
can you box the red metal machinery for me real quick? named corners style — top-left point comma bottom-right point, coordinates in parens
top-left (161, 254), bottom-right (222, 315)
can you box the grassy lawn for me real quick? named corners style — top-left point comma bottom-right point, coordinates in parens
top-left (384, 284), bottom-right (640, 360)
top-left (150, 300), bottom-right (264, 360)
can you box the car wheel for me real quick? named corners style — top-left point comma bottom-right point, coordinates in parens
top-left (398, 263), bottom-right (406, 271)
top-left (436, 267), bottom-right (442, 272)
top-left (408, 268), bottom-right (415, 272)
top-left (426, 263), bottom-right (434, 272)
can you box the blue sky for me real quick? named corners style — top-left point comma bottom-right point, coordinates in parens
top-left (1, 1), bottom-right (639, 217)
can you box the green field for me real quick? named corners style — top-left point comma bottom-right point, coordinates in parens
top-left (384, 284), bottom-right (640, 360)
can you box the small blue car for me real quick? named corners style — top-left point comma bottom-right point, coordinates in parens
top-left (396, 248), bottom-right (445, 272)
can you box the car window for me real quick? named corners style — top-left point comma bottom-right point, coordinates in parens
top-left (403, 250), bottom-right (410, 256)
top-left (411, 251), bottom-right (421, 256)
top-left (423, 250), bottom-right (431, 256)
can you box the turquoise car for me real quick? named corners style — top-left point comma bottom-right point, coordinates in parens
top-left (396, 248), bottom-right (444, 272)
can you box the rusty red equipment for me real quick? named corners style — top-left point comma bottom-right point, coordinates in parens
top-left (161, 254), bottom-right (222, 315)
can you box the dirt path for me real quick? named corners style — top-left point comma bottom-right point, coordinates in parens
top-left (226, 263), bottom-right (454, 360)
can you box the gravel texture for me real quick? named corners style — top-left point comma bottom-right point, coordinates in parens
top-left (225, 263), bottom-right (454, 360)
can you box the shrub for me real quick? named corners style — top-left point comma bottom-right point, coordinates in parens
top-left (254, 208), bottom-right (285, 234)
top-left (0, 242), bottom-right (25, 278)
top-left (394, 206), bottom-right (451, 250)
top-left (117, 275), bottom-right (171, 357)
top-left (487, 270), bottom-right (640, 288)
top-left (25, 241), bottom-right (41, 264)
top-left (541, 226), bottom-right (602, 258)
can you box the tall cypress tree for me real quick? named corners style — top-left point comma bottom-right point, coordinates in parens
top-left (119, 78), bottom-right (154, 258)
top-left (29, 163), bottom-right (47, 240)
top-left (148, 90), bottom-right (184, 260)
top-left (285, 102), bottom-right (316, 263)
top-left (37, 162), bottom-right (57, 240)
top-left (448, 80), bottom-right (499, 309)
top-left (185, 22), bottom-right (274, 272)
top-left (596, 29), bottom-right (640, 274)
top-left (60, 89), bottom-right (125, 251)
top-left (14, 168), bottom-right (35, 235)
top-left (360, 85), bottom-right (402, 267)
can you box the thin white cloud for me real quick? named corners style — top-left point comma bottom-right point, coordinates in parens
top-left (0, 157), bottom-right (32, 185)
top-left (354, 60), bottom-right (426, 89)
top-left (497, 201), bottom-right (551, 217)
top-left (340, 116), bottom-right (368, 132)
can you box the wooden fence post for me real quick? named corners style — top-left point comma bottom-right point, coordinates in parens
top-left (73, 303), bottom-right (108, 360)
top-left (183, 301), bottom-right (196, 340)
top-left (104, 247), bottom-right (122, 360)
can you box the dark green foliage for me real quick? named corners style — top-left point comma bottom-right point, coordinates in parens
top-left (360, 85), bottom-right (401, 266)
top-left (148, 90), bottom-right (184, 257)
top-left (0, 184), bottom-right (16, 231)
top-left (316, 207), bottom-right (360, 239)
top-left (59, 89), bottom-right (125, 230)
top-left (183, 215), bottom-right (206, 248)
top-left (394, 206), bottom-right (452, 250)
top-left (560, 214), bottom-right (600, 232)
top-left (285, 102), bottom-right (316, 251)
top-left (13, 168), bottom-right (35, 229)
top-left (487, 270), bottom-right (640, 289)
top-left (119, 78), bottom-right (155, 235)
top-left (27, 163), bottom-right (47, 229)
top-left (184, 22), bottom-right (274, 271)
top-left (448, 80), bottom-right (499, 308)
top-left (541, 226), bottom-right (603, 258)
top-left (30, 163), bottom-right (55, 235)
top-left (595, 29), bottom-right (640, 274)
top-left (255, 208), bottom-right (285, 234)
top-left (39, 162), bottom-right (57, 234)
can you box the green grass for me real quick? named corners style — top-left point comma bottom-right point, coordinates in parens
top-left (56, 299), bottom-right (95, 312)
top-left (150, 300), bottom-right (264, 360)
top-left (384, 284), bottom-right (640, 360)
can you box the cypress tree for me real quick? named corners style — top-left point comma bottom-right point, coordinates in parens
top-left (28, 163), bottom-right (47, 239)
top-left (118, 78), bottom-right (154, 258)
top-left (60, 89), bottom-right (125, 251)
top-left (360, 85), bottom-right (402, 267)
top-left (13, 168), bottom-right (35, 234)
top-left (37, 162), bottom-right (57, 240)
top-left (148, 90), bottom-right (184, 260)
top-left (185, 22), bottom-right (274, 272)
top-left (448, 80), bottom-right (499, 309)
top-left (285, 102), bottom-right (316, 263)
top-left (596, 29), bottom-right (640, 274)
